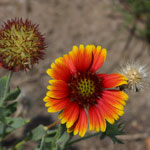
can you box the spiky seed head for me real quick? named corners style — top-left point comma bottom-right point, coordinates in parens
top-left (0, 18), bottom-right (46, 71)
top-left (119, 61), bottom-right (150, 93)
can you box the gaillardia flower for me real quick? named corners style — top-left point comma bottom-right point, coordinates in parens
top-left (0, 18), bottom-right (46, 71)
top-left (44, 45), bottom-right (128, 137)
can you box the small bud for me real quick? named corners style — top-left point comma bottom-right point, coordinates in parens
top-left (0, 18), bottom-right (46, 71)
top-left (119, 61), bottom-right (150, 93)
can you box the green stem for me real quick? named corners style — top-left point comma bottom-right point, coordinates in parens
top-left (40, 133), bottom-right (47, 150)
top-left (67, 132), bottom-right (100, 146)
top-left (0, 142), bottom-right (3, 150)
top-left (4, 71), bottom-right (13, 97)
top-left (13, 140), bottom-right (26, 150)
top-left (1, 71), bottom-right (13, 105)
top-left (62, 133), bottom-right (73, 150)
top-left (12, 134), bottom-right (32, 150)
top-left (50, 125), bottom-right (61, 150)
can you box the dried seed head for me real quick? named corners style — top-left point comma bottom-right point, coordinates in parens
top-left (119, 61), bottom-right (150, 93)
top-left (0, 18), bottom-right (46, 71)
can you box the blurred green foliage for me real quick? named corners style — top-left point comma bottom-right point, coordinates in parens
top-left (0, 74), bottom-right (28, 149)
top-left (119, 0), bottom-right (150, 42)
top-left (127, 0), bottom-right (150, 15)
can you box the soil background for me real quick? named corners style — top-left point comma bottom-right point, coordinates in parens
top-left (0, 0), bottom-right (150, 150)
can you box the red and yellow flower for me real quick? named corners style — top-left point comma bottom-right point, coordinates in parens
top-left (44, 45), bottom-right (128, 137)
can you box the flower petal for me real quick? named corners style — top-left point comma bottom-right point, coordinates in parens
top-left (89, 105), bottom-right (106, 132)
top-left (96, 105), bottom-right (106, 132)
top-left (90, 46), bottom-right (107, 72)
top-left (46, 80), bottom-right (70, 99)
top-left (88, 106), bottom-right (95, 131)
top-left (69, 45), bottom-right (93, 72)
top-left (44, 96), bottom-right (70, 112)
top-left (102, 90), bottom-right (128, 106)
top-left (58, 101), bottom-right (79, 128)
top-left (97, 99), bottom-right (119, 121)
top-left (97, 99), bottom-right (115, 124)
top-left (98, 95), bottom-right (125, 122)
top-left (47, 57), bottom-right (71, 82)
top-left (98, 73), bottom-right (128, 88)
top-left (73, 107), bottom-right (88, 137)
top-left (98, 90), bottom-right (128, 122)
top-left (63, 54), bottom-right (77, 74)
top-left (101, 90), bottom-right (128, 110)
top-left (66, 104), bottom-right (79, 128)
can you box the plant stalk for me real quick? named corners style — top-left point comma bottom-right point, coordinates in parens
top-left (50, 124), bottom-right (61, 150)
top-left (0, 71), bottom-right (13, 106)
top-left (40, 133), bottom-right (47, 150)
top-left (67, 132), bottom-right (100, 147)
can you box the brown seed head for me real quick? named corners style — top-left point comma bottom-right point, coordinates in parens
top-left (0, 18), bottom-right (46, 71)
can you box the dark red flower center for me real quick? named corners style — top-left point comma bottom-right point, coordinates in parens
top-left (70, 72), bottom-right (102, 107)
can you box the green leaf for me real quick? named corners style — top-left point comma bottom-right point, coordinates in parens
top-left (31, 125), bottom-right (46, 141)
top-left (5, 126), bottom-right (14, 134)
top-left (13, 140), bottom-right (25, 150)
top-left (56, 131), bottom-right (68, 144)
top-left (11, 117), bottom-right (27, 129)
top-left (5, 87), bottom-right (21, 102)
top-left (100, 121), bottom-right (124, 144)
top-left (4, 117), bottom-right (29, 135)
top-left (45, 136), bottom-right (53, 143)
top-left (0, 116), bottom-right (13, 136)
top-left (0, 76), bottom-right (7, 101)
top-left (0, 106), bottom-right (6, 122)
top-left (0, 123), bottom-right (5, 135)
top-left (5, 117), bottom-right (13, 124)
top-left (6, 102), bottom-right (18, 115)
top-left (50, 125), bottom-right (62, 149)
top-left (111, 136), bottom-right (124, 144)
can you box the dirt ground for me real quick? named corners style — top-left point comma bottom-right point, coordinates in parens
top-left (0, 0), bottom-right (150, 150)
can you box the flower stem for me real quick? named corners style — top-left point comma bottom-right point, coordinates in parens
top-left (13, 140), bottom-right (26, 150)
top-left (40, 133), bottom-right (47, 150)
top-left (50, 124), bottom-right (61, 150)
top-left (46, 120), bottom-right (60, 129)
top-left (4, 71), bottom-right (13, 97)
top-left (67, 132), bottom-right (100, 146)
top-left (62, 133), bottom-right (73, 150)
top-left (0, 71), bottom-right (13, 106)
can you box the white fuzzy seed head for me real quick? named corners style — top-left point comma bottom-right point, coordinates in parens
top-left (119, 61), bottom-right (150, 93)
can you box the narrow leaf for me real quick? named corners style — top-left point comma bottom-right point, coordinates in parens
top-left (6, 102), bottom-right (18, 115)
top-left (0, 123), bottom-right (5, 135)
top-left (0, 76), bottom-right (7, 101)
top-left (5, 87), bottom-right (21, 102)
top-left (0, 107), bottom-right (6, 122)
